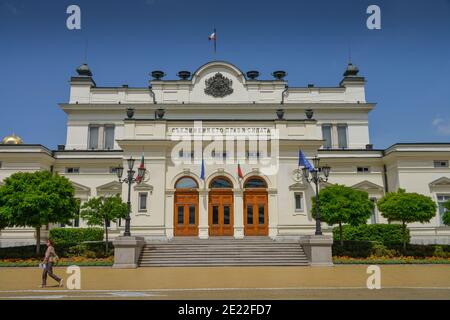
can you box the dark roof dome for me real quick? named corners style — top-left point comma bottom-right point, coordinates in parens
top-left (76, 63), bottom-right (93, 77)
top-left (343, 62), bottom-right (359, 77)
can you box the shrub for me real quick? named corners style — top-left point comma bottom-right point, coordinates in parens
top-left (49, 227), bottom-right (103, 245)
top-left (0, 241), bottom-right (114, 259)
top-left (332, 240), bottom-right (374, 258)
top-left (370, 243), bottom-right (397, 258)
top-left (332, 224), bottom-right (408, 245)
top-left (433, 246), bottom-right (450, 258)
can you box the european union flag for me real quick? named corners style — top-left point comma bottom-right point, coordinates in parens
top-left (299, 150), bottom-right (315, 172)
top-left (200, 158), bottom-right (205, 180)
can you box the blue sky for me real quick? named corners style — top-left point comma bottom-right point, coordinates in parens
top-left (0, 0), bottom-right (449, 149)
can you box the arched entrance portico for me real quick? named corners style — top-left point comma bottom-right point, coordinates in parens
top-left (208, 176), bottom-right (234, 236)
top-left (174, 177), bottom-right (199, 236)
top-left (243, 177), bottom-right (269, 236)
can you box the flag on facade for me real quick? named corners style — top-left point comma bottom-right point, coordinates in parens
top-left (136, 152), bottom-right (145, 182)
top-left (200, 158), bottom-right (205, 180)
top-left (208, 28), bottom-right (216, 55)
top-left (139, 153), bottom-right (145, 169)
top-left (298, 150), bottom-right (314, 172)
top-left (237, 163), bottom-right (244, 179)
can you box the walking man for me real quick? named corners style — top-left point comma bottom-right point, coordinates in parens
top-left (40, 239), bottom-right (64, 288)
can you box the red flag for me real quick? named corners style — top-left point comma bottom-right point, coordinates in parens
top-left (237, 163), bottom-right (244, 179)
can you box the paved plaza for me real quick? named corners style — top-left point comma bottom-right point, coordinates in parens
top-left (0, 265), bottom-right (449, 299)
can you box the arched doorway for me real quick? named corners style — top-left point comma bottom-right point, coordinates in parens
top-left (243, 177), bottom-right (268, 236)
top-left (208, 176), bottom-right (234, 236)
top-left (174, 177), bottom-right (199, 236)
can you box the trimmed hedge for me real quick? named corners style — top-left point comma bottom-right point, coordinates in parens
top-left (49, 227), bottom-right (104, 244)
top-left (332, 224), bottom-right (409, 244)
top-left (332, 241), bottom-right (450, 258)
top-left (0, 241), bottom-right (113, 259)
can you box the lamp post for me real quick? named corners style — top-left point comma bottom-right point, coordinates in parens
top-left (116, 157), bottom-right (146, 237)
top-left (301, 157), bottom-right (331, 236)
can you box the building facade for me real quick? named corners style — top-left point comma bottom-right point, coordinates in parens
top-left (1, 60), bottom-right (449, 246)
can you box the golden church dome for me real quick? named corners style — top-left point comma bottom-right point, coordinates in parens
top-left (2, 133), bottom-right (23, 145)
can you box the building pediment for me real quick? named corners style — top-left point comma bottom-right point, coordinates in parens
top-left (351, 180), bottom-right (384, 193)
top-left (429, 177), bottom-right (450, 189)
top-left (289, 182), bottom-right (307, 191)
top-left (96, 181), bottom-right (122, 193)
top-left (134, 182), bottom-right (153, 192)
top-left (71, 181), bottom-right (91, 195)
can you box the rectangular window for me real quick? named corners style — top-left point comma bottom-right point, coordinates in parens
top-left (337, 124), bottom-right (348, 149)
top-left (212, 206), bottom-right (219, 225)
top-left (223, 206), bottom-right (230, 225)
top-left (88, 126), bottom-right (99, 149)
top-left (138, 192), bottom-right (148, 212)
top-left (189, 205), bottom-right (196, 225)
top-left (437, 194), bottom-right (450, 225)
top-left (321, 124), bottom-right (332, 149)
top-left (434, 160), bottom-right (449, 168)
top-left (357, 167), bottom-right (370, 173)
top-left (104, 125), bottom-right (115, 150)
top-left (294, 192), bottom-right (304, 212)
top-left (177, 206), bottom-right (184, 224)
top-left (65, 167), bottom-right (80, 174)
top-left (247, 205), bottom-right (253, 225)
top-left (258, 205), bottom-right (265, 225)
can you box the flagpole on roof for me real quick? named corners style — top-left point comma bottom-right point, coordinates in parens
top-left (214, 27), bottom-right (217, 59)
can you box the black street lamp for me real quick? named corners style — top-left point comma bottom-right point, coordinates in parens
top-left (116, 157), bottom-right (146, 237)
top-left (301, 156), bottom-right (331, 235)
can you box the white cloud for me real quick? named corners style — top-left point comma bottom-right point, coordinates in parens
top-left (432, 117), bottom-right (450, 135)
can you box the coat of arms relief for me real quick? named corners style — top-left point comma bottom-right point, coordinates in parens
top-left (204, 72), bottom-right (233, 97)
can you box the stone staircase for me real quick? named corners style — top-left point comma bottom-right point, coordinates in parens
top-left (138, 237), bottom-right (310, 267)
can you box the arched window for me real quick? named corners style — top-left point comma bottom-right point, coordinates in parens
top-left (244, 177), bottom-right (267, 188)
top-left (175, 177), bottom-right (198, 189)
top-left (209, 177), bottom-right (233, 189)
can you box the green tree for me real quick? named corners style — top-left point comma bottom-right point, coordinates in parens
top-left (377, 188), bottom-right (437, 249)
top-left (0, 171), bottom-right (79, 254)
top-left (311, 184), bottom-right (374, 246)
top-left (80, 194), bottom-right (128, 253)
top-left (442, 200), bottom-right (450, 226)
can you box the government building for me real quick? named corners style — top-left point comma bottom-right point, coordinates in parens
top-left (1, 60), bottom-right (449, 248)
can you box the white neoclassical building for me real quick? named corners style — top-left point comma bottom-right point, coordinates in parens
top-left (1, 60), bottom-right (449, 247)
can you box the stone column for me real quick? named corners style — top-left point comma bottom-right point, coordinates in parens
top-left (268, 188), bottom-right (278, 239)
top-left (198, 189), bottom-right (209, 239)
top-left (233, 189), bottom-right (244, 239)
top-left (165, 190), bottom-right (175, 239)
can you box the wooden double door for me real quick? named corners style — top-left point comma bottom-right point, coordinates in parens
top-left (208, 191), bottom-right (234, 236)
top-left (174, 191), bottom-right (198, 236)
top-left (244, 191), bottom-right (269, 236)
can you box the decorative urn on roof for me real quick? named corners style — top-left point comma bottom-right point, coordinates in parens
top-left (2, 133), bottom-right (23, 144)
top-left (177, 71), bottom-right (191, 80)
top-left (272, 70), bottom-right (287, 80)
top-left (151, 70), bottom-right (165, 80)
top-left (246, 70), bottom-right (260, 80)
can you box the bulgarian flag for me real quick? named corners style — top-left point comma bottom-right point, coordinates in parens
top-left (139, 153), bottom-right (145, 169)
top-left (208, 29), bottom-right (216, 41)
top-left (137, 153), bottom-right (145, 182)
top-left (237, 163), bottom-right (244, 180)
top-left (208, 28), bottom-right (216, 54)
